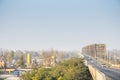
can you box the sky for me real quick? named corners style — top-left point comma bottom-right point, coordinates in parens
top-left (0, 0), bottom-right (120, 51)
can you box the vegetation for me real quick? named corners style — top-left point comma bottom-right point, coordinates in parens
top-left (22, 58), bottom-right (93, 80)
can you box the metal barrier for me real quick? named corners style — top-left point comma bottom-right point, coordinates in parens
top-left (83, 56), bottom-right (113, 80)
top-left (88, 64), bottom-right (106, 80)
top-left (88, 64), bottom-right (113, 80)
top-left (105, 76), bottom-right (112, 80)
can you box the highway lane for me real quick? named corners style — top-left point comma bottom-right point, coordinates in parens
top-left (84, 55), bottom-right (120, 80)
top-left (91, 61), bottom-right (120, 80)
top-left (100, 68), bottom-right (120, 80)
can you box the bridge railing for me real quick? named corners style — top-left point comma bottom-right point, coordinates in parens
top-left (87, 63), bottom-right (106, 80)
top-left (105, 76), bottom-right (112, 80)
top-left (83, 58), bottom-right (111, 80)
top-left (87, 63), bottom-right (113, 80)
top-left (81, 53), bottom-right (113, 80)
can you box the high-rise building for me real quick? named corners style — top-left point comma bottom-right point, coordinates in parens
top-left (82, 44), bottom-right (106, 60)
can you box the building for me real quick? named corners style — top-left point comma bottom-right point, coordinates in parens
top-left (0, 55), bottom-right (6, 68)
top-left (82, 44), bottom-right (106, 60)
top-left (42, 50), bottom-right (56, 67)
top-left (27, 53), bottom-right (31, 66)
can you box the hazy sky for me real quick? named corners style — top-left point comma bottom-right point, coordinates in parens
top-left (0, 0), bottom-right (120, 51)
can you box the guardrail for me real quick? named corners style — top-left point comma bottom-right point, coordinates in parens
top-left (88, 64), bottom-right (106, 80)
top-left (105, 76), bottom-right (112, 80)
top-left (85, 61), bottom-right (112, 80)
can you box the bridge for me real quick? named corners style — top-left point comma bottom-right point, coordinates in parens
top-left (81, 53), bottom-right (120, 80)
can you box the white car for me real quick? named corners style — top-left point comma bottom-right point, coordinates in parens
top-left (101, 64), bottom-right (106, 67)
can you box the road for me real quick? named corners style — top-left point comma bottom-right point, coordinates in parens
top-left (84, 55), bottom-right (120, 80)
top-left (0, 74), bottom-right (21, 80)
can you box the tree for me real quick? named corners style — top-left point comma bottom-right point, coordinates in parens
top-left (58, 76), bottom-right (63, 80)
top-left (7, 51), bottom-right (14, 63)
top-left (58, 52), bottom-right (65, 62)
top-left (16, 54), bottom-right (25, 68)
top-left (22, 58), bottom-right (93, 80)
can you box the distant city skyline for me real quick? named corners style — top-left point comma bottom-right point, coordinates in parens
top-left (0, 0), bottom-right (120, 51)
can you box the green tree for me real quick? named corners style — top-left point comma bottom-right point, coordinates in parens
top-left (22, 58), bottom-right (93, 80)
top-left (58, 76), bottom-right (63, 80)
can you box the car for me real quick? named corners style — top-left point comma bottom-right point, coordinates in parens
top-left (101, 64), bottom-right (106, 67)
top-left (90, 60), bottom-right (93, 63)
